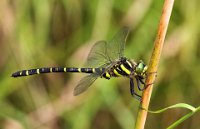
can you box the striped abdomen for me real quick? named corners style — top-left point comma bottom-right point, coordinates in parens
top-left (101, 59), bottom-right (134, 79)
top-left (11, 67), bottom-right (105, 77)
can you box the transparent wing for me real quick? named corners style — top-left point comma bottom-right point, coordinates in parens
top-left (107, 27), bottom-right (129, 61)
top-left (84, 40), bottom-right (110, 68)
top-left (84, 27), bottom-right (129, 68)
top-left (73, 74), bottom-right (99, 96)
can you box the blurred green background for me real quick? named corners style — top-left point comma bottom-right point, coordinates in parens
top-left (1, 0), bottom-right (200, 129)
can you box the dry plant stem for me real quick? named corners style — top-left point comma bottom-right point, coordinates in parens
top-left (134, 0), bottom-right (174, 129)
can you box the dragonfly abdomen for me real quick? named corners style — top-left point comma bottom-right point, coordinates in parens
top-left (11, 67), bottom-right (65, 77)
top-left (11, 67), bottom-right (105, 77)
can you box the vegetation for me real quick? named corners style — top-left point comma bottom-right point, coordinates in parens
top-left (1, 0), bottom-right (200, 129)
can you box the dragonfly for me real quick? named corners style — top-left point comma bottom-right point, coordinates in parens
top-left (11, 27), bottom-right (148, 100)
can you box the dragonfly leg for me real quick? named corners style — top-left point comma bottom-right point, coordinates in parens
top-left (135, 71), bottom-right (157, 91)
top-left (144, 82), bottom-right (154, 89)
top-left (137, 76), bottom-right (155, 91)
top-left (130, 78), bottom-right (141, 101)
top-left (142, 71), bottom-right (157, 89)
top-left (136, 77), bottom-right (145, 91)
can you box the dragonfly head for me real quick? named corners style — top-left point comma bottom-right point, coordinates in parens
top-left (135, 60), bottom-right (148, 77)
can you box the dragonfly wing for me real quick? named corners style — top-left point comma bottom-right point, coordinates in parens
top-left (73, 74), bottom-right (99, 96)
top-left (84, 27), bottom-right (129, 67)
top-left (107, 27), bottom-right (129, 61)
top-left (84, 40), bottom-right (110, 67)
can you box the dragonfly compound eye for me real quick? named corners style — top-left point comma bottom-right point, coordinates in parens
top-left (136, 62), bottom-right (147, 74)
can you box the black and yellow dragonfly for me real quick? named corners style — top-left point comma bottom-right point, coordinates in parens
top-left (11, 27), bottom-right (148, 100)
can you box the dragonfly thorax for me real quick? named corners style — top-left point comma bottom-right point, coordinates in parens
top-left (102, 57), bottom-right (134, 79)
top-left (101, 58), bottom-right (147, 80)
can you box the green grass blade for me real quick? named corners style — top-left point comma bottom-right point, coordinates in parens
top-left (143, 103), bottom-right (196, 113)
top-left (167, 106), bottom-right (200, 129)
top-left (142, 103), bottom-right (200, 128)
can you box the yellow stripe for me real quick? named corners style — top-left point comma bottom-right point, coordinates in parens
top-left (126, 60), bottom-right (132, 68)
top-left (26, 70), bottom-right (29, 76)
top-left (78, 68), bottom-right (81, 72)
top-left (37, 69), bottom-right (40, 74)
top-left (64, 68), bottom-right (66, 72)
top-left (92, 68), bottom-right (95, 73)
top-left (113, 69), bottom-right (121, 76)
top-left (105, 72), bottom-right (111, 78)
top-left (20, 72), bottom-right (22, 76)
top-left (143, 66), bottom-right (148, 72)
top-left (120, 64), bottom-right (131, 75)
top-left (50, 68), bottom-right (52, 72)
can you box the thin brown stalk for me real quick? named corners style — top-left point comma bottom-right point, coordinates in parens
top-left (134, 0), bottom-right (174, 129)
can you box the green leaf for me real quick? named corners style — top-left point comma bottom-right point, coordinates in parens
top-left (167, 106), bottom-right (200, 129)
top-left (141, 103), bottom-right (200, 129)
top-left (142, 103), bottom-right (196, 113)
